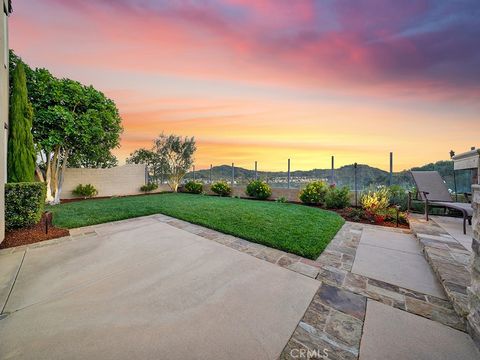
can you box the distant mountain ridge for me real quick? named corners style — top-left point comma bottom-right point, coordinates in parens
top-left (187, 160), bottom-right (471, 191)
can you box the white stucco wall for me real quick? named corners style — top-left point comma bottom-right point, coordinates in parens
top-left (61, 164), bottom-right (149, 199)
top-left (0, 1), bottom-right (10, 243)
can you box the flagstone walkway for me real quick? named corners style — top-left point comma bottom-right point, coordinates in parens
top-left (409, 214), bottom-right (472, 319)
top-left (280, 222), bottom-right (477, 359)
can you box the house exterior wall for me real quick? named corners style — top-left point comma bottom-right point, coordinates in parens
top-left (61, 164), bottom-right (150, 199)
top-left (0, 0), bottom-right (10, 244)
top-left (468, 184), bottom-right (480, 350)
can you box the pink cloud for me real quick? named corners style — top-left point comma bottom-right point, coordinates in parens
top-left (11, 0), bottom-right (480, 103)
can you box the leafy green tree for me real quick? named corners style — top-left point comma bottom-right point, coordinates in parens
top-left (128, 135), bottom-right (194, 188)
top-left (7, 61), bottom-right (36, 182)
top-left (154, 134), bottom-right (196, 192)
top-left (68, 152), bottom-right (118, 169)
top-left (27, 68), bottom-right (123, 204)
top-left (126, 148), bottom-right (164, 183)
top-left (127, 148), bottom-right (157, 165)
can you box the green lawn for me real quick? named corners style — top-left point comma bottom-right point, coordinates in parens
top-left (47, 193), bottom-right (345, 259)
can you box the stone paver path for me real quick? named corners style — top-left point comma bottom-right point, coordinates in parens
top-left (280, 222), bottom-right (477, 359)
top-left (430, 215), bottom-right (473, 252)
top-left (409, 214), bottom-right (472, 318)
top-left (351, 228), bottom-right (445, 298)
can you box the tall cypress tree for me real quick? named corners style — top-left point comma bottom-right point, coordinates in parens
top-left (7, 62), bottom-right (36, 183)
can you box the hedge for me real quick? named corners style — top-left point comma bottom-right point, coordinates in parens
top-left (5, 182), bottom-right (46, 230)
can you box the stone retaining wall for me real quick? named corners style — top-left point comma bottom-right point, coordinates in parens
top-left (468, 185), bottom-right (480, 349)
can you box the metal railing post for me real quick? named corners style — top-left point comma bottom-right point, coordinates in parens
top-left (210, 164), bottom-right (212, 184)
top-left (331, 156), bottom-right (335, 185)
top-left (287, 158), bottom-right (291, 189)
top-left (389, 152), bottom-right (393, 186)
top-left (193, 165), bottom-right (195, 181)
top-left (354, 162), bottom-right (358, 207)
top-left (453, 169), bottom-right (458, 202)
top-left (255, 161), bottom-right (258, 180)
top-left (231, 163), bottom-right (235, 186)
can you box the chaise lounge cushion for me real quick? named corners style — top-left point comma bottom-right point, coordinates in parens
top-left (411, 171), bottom-right (453, 202)
top-left (430, 201), bottom-right (473, 216)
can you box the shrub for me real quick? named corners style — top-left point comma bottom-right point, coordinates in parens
top-left (72, 184), bottom-right (98, 198)
top-left (384, 207), bottom-right (409, 225)
top-left (246, 180), bottom-right (272, 200)
top-left (361, 187), bottom-right (390, 223)
top-left (184, 181), bottom-right (203, 194)
top-left (5, 182), bottom-right (46, 230)
top-left (388, 185), bottom-right (408, 211)
top-left (299, 181), bottom-right (328, 205)
top-left (275, 196), bottom-right (288, 203)
top-left (140, 183), bottom-right (158, 193)
top-left (325, 186), bottom-right (350, 209)
top-left (211, 181), bottom-right (232, 196)
top-left (345, 207), bottom-right (366, 222)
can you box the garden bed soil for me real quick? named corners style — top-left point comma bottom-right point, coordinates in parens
top-left (60, 191), bottom-right (172, 204)
top-left (1, 213), bottom-right (70, 249)
top-left (333, 208), bottom-right (409, 229)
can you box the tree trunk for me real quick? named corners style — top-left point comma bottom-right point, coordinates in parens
top-left (44, 151), bottom-right (54, 203)
top-left (42, 147), bottom-right (68, 205)
top-left (168, 178), bottom-right (178, 192)
top-left (35, 166), bottom-right (45, 182)
top-left (53, 152), bottom-right (68, 204)
top-left (49, 148), bottom-right (60, 204)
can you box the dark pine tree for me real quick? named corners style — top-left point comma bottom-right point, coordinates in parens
top-left (7, 61), bottom-right (36, 182)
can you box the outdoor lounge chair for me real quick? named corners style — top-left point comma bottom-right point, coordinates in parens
top-left (409, 171), bottom-right (473, 234)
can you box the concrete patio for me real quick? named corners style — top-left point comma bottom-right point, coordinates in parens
top-left (0, 216), bottom-right (318, 360)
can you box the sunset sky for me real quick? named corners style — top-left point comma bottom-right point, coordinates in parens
top-left (9, 0), bottom-right (480, 171)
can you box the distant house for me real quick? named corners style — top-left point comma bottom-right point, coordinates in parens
top-left (1, 0), bottom-right (12, 243)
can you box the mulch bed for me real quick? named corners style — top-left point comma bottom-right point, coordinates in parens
top-left (333, 208), bottom-right (410, 229)
top-left (1, 213), bottom-right (70, 249)
top-left (60, 191), bottom-right (172, 204)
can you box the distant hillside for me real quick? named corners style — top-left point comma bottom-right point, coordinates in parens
top-left (189, 163), bottom-right (405, 189)
top-left (186, 160), bottom-right (472, 192)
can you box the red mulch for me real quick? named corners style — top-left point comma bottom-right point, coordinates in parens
top-left (1, 213), bottom-right (70, 249)
top-left (333, 208), bottom-right (410, 229)
top-left (60, 191), bottom-right (171, 204)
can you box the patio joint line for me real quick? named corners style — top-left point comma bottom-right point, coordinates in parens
top-left (1, 249), bottom-right (27, 315)
top-left (357, 242), bottom-right (424, 256)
